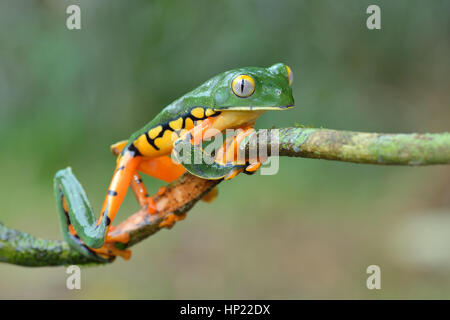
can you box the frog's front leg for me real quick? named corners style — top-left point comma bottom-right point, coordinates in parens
top-left (175, 125), bottom-right (261, 180)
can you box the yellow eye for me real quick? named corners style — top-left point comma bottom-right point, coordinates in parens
top-left (286, 65), bottom-right (294, 86)
top-left (231, 74), bottom-right (255, 98)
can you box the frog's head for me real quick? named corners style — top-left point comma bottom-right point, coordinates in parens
top-left (212, 63), bottom-right (294, 111)
top-left (183, 63), bottom-right (294, 111)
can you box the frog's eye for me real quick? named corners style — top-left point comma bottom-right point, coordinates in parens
top-left (286, 65), bottom-right (294, 86)
top-left (231, 74), bottom-right (255, 98)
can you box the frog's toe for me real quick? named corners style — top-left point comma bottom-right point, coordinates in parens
top-left (159, 212), bottom-right (187, 229)
top-left (145, 195), bottom-right (157, 214)
top-left (244, 161), bottom-right (261, 173)
top-left (105, 231), bottom-right (130, 244)
top-left (201, 186), bottom-right (218, 203)
top-left (91, 244), bottom-right (132, 261)
top-left (90, 232), bottom-right (132, 260)
top-left (224, 168), bottom-right (244, 180)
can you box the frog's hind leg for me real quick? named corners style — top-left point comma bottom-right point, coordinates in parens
top-left (58, 191), bottom-right (113, 262)
top-left (98, 150), bottom-right (141, 240)
top-left (131, 156), bottom-right (183, 213)
top-left (55, 168), bottom-right (132, 260)
top-left (139, 156), bottom-right (219, 203)
top-left (138, 156), bottom-right (186, 183)
top-left (111, 141), bottom-right (187, 183)
top-left (110, 142), bottom-right (181, 212)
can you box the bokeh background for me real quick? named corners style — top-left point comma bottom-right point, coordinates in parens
top-left (0, 0), bottom-right (449, 299)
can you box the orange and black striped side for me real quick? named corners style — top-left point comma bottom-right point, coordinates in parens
top-left (129, 107), bottom-right (221, 158)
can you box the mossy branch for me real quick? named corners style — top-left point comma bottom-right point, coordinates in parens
top-left (248, 128), bottom-right (450, 165)
top-left (1, 127), bottom-right (449, 266)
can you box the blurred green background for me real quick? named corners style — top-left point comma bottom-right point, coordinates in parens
top-left (1, 0), bottom-right (449, 299)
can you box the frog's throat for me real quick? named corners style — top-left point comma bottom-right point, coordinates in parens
top-left (213, 105), bottom-right (294, 111)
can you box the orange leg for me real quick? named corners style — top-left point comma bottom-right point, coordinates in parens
top-left (129, 171), bottom-right (155, 210)
top-left (70, 145), bottom-right (141, 260)
top-left (110, 141), bottom-right (158, 213)
top-left (97, 151), bottom-right (141, 231)
top-left (138, 156), bottom-right (186, 183)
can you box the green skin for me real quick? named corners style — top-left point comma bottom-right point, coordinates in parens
top-left (54, 63), bottom-right (294, 260)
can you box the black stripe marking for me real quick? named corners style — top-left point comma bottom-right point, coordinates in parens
top-left (117, 165), bottom-right (126, 171)
top-left (127, 143), bottom-right (142, 157)
top-left (210, 111), bottom-right (221, 117)
top-left (145, 132), bottom-right (160, 151)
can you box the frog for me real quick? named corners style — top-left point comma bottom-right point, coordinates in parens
top-left (54, 63), bottom-right (295, 262)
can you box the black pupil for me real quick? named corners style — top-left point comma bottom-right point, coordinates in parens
top-left (240, 79), bottom-right (245, 93)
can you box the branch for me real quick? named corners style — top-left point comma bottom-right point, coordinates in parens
top-left (1, 127), bottom-right (449, 266)
top-left (0, 222), bottom-right (98, 266)
top-left (248, 128), bottom-right (450, 165)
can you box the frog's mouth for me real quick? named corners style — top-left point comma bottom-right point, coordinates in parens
top-left (214, 104), bottom-right (294, 111)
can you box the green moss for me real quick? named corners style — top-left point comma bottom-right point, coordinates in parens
top-left (369, 133), bottom-right (450, 165)
top-left (0, 222), bottom-right (106, 267)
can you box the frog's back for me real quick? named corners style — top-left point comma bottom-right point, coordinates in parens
top-left (125, 93), bottom-right (220, 158)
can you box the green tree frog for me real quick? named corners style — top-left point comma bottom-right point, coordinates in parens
top-left (54, 63), bottom-right (295, 261)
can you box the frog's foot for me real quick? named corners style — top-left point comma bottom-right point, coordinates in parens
top-left (90, 243), bottom-right (132, 260)
top-left (159, 212), bottom-right (187, 229)
top-left (105, 230), bottom-right (130, 244)
top-left (244, 161), bottom-right (262, 175)
top-left (144, 195), bottom-right (158, 214)
top-left (89, 230), bottom-right (132, 260)
top-left (201, 186), bottom-right (218, 203)
top-left (142, 186), bottom-right (165, 213)
top-left (221, 161), bottom-right (260, 180)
